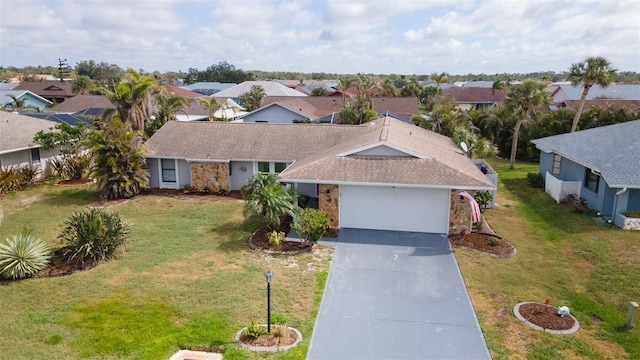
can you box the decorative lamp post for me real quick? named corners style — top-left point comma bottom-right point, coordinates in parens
top-left (264, 270), bottom-right (274, 333)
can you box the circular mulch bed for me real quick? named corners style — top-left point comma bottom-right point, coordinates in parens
top-left (235, 325), bottom-right (302, 352)
top-left (449, 232), bottom-right (516, 258)
top-left (513, 302), bottom-right (580, 334)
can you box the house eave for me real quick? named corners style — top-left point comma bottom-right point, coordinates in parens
top-left (278, 178), bottom-right (495, 191)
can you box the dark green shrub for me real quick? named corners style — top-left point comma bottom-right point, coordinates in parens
top-left (49, 154), bottom-right (91, 180)
top-left (0, 234), bottom-right (51, 279)
top-left (243, 320), bottom-right (267, 339)
top-left (241, 173), bottom-right (295, 230)
top-left (488, 237), bottom-right (500, 247)
top-left (473, 191), bottom-right (493, 211)
top-left (527, 172), bottom-right (544, 188)
top-left (292, 208), bottom-right (329, 244)
top-left (58, 208), bottom-right (128, 268)
top-left (561, 194), bottom-right (591, 214)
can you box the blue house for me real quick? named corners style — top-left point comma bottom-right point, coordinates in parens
top-left (531, 120), bottom-right (640, 229)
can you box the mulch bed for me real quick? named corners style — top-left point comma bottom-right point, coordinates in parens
top-left (449, 232), bottom-right (516, 257)
top-left (249, 216), bottom-right (313, 253)
top-left (518, 303), bottom-right (576, 331)
top-left (36, 249), bottom-right (89, 277)
top-left (140, 188), bottom-right (243, 200)
top-left (55, 178), bottom-right (94, 186)
top-left (238, 326), bottom-right (297, 348)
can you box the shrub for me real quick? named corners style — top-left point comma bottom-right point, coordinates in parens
top-left (292, 208), bottom-right (329, 244)
top-left (241, 173), bottom-right (295, 230)
top-left (58, 208), bottom-right (128, 268)
top-left (473, 191), bottom-right (493, 211)
top-left (0, 166), bottom-right (39, 194)
top-left (527, 172), bottom-right (544, 188)
top-left (0, 234), bottom-right (51, 279)
top-left (561, 194), bottom-right (591, 214)
top-left (488, 237), bottom-right (500, 247)
top-left (243, 320), bottom-right (267, 339)
top-left (269, 231), bottom-right (285, 246)
top-left (49, 154), bottom-right (91, 180)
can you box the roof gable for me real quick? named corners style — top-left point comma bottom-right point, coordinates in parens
top-left (345, 143), bottom-right (420, 158)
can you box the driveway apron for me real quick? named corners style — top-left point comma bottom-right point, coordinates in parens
top-left (307, 229), bottom-right (491, 360)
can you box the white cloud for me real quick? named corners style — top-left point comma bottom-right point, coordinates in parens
top-left (0, 0), bottom-right (638, 74)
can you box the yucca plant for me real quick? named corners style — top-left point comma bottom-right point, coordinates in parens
top-left (0, 234), bottom-right (51, 279)
top-left (59, 208), bottom-right (128, 268)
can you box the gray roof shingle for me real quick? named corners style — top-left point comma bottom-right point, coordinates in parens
top-left (532, 120), bottom-right (640, 188)
top-left (0, 112), bottom-right (58, 154)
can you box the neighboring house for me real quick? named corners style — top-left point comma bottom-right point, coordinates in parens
top-left (20, 112), bottom-right (92, 126)
top-left (49, 95), bottom-right (115, 118)
top-left (0, 90), bottom-right (52, 111)
top-left (239, 99), bottom-right (317, 123)
top-left (443, 87), bottom-right (506, 110)
top-left (144, 117), bottom-right (495, 235)
top-left (162, 84), bottom-right (204, 98)
top-left (559, 99), bottom-right (640, 114)
top-left (212, 81), bottom-right (308, 104)
top-left (14, 81), bottom-right (75, 103)
top-left (547, 84), bottom-right (640, 103)
top-left (531, 120), bottom-right (640, 229)
top-left (184, 82), bottom-right (237, 96)
top-left (0, 112), bottom-right (61, 179)
top-left (261, 96), bottom-right (420, 121)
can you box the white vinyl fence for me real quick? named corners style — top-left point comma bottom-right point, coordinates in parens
top-left (545, 172), bottom-right (582, 203)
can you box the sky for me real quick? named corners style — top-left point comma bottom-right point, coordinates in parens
top-left (1, 0), bottom-right (639, 75)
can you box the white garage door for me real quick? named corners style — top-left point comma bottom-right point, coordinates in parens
top-left (340, 185), bottom-right (450, 233)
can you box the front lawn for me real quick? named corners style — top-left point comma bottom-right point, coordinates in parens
top-left (460, 159), bottom-right (640, 359)
top-left (0, 182), bottom-right (331, 359)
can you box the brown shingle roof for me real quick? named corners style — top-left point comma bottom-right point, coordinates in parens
top-left (49, 95), bottom-right (115, 113)
top-left (261, 96), bottom-right (419, 118)
top-left (0, 112), bottom-right (58, 153)
top-left (443, 87), bottom-right (506, 103)
top-left (14, 81), bottom-right (73, 99)
top-left (145, 117), bottom-right (494, 189)
top-left (162, 84), bottom-right (205, 98)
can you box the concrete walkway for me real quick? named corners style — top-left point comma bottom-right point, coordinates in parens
top-left (307, 229), bottom-right (491, 359)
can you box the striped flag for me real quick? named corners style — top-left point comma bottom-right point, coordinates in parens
top-left (459, 190), bottom-right (482, 223)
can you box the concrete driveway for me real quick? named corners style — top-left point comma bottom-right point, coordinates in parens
top-left (307, 229), bottom-right (491, 360)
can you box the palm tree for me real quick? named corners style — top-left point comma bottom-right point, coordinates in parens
top-left (239, 85), bottom-right (265, 111)
top-left (88, 116), bottom-right (149, 200)
top-left (199, 97), bottom-right (222, 121)
top-left (336, 75), bottom-right (357, 104)
top-left (108, 68), bottom-right (159, 131)
top-left (240, 173), bottom-right (295, 230)
top-left (430, 72), bottom-right (450, 94)
top-left (567, 56), bottom-right (617, 132)
top-left (71, 75), bottom-right (94, 95)
top-left (504, 80), bottom-right (551, 169)
top-left (145, 94), bottom-right (192, 138)
top-left (6, 94), bottom-right (27, 110)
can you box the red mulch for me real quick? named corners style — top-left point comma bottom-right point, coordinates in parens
top-left (55, 178), bottom-right (94, 186)
top-left (449, 232), bottom-right (515, 257)
top-left (518, 303), bottom-right (576, 330)
top-left (239, 326), bottom-right (297, 347)
top-left (36, 249), bottom-right (88, 277)
top-left (140, 188), bottom-right (242, 200)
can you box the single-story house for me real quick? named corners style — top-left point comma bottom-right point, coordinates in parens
top-left (14, 81), bottom-right (74, 104)
top-left (49, 94), bottom-right (116, 118)
top-left (0, 112), bottom-right (61, 179)
top-left (212, 81), bottom-right (308, 105)
top-left (531, 120), bottom-right (640, 229)
top-left (144, 117), bottom-right (495, 234)
top-left (443, 87), bottom-right (506, 110)
top-left (546, 84), bottom-right (640, 103)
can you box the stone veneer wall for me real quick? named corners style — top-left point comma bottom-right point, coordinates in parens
top-left (190, 162), bottom-right (229, 193)
top-left (449, 189), bottom-right (474, 235)
top-left (318, 184), bottom-right (339, 228)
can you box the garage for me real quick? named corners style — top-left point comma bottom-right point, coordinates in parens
top-left (339, 185), bottom-right (450, 234)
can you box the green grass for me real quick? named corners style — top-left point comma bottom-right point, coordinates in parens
top-left (0, 183), bottom-right (332, 359)
top-left (460, 159), bottom-right (640, 359)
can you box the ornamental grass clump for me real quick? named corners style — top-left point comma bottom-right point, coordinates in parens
top-left (0, 234), bottom-right (51, 279)
top-left (59, 208), bottom-right (128, 268)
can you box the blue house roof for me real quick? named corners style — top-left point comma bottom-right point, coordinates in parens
top-left (532, 120), bottom-right (640, 188)
top-left (556, 84), bottom-right (640, 100)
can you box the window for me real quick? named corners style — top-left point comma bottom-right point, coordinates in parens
top-left (30, 148), bottom-right (41, 164)
top-left (274, 162), bottom-right (287, 173)
top-left (161, 159), bottom-right (176, 183)
top-left (552, 154), bottom-right (561, 175)
top-left (258, 162), bottom-right (270, 173)
top-left (585, 169), bottom-right (600, 193)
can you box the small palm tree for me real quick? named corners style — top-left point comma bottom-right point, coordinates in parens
top-left (71, 75), bottom-right (94, 95)
top-left (6, 94), bottom-right (27, 110)
top-left (430, 72), bottom-right (450, 94)
top-left (504, 80), bottom-right (550, 169)
top-left (568, 56), bottom-right (617, 132)
top-left (241, 173), bottom-right (295, 230)
top-left (88, 117), bottom-right (149, 200)
top-left (108, 68), bottom-right (159, 131)
top-left (200, 97), bottom-right (222, 121)
top-left (145, 94), bottom-right (192, 138)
